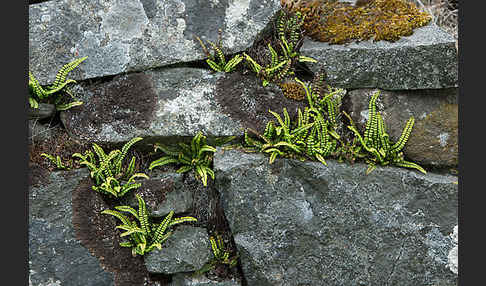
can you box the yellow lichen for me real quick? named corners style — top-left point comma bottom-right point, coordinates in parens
top-left (281, 0), bottom-right (432, 44)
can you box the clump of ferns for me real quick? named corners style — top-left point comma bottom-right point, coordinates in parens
top-left (29, 56), bottom-right (87, 111)
top-left (149, 132), bottom-right (227, 187)
top-left (196, 30), bottom-right (243, 73)
top-left (347, 91), bottom-right (426, 174)
top-left (195, 233), bottom-right (239, 276)
top-left (243, 10), bottom-right (317, 87)
top-left (72, 137), bottom-right (149, 198)
top-left (102, 194), bottom-right (197, 256)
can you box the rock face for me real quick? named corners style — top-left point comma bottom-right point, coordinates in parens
top-left (345, 88), bottom-right (458, 167)
top-left (214, 149), bottom-right (458, 286)
top-left (29, 169), bottom-right (114, 286)
top-left (145, 226), bottom-right (212, 274)
top-left (301, 24), bottom-right (458, 90)
top-left (60, 69), bottom-right (308, 143)
top-left (29, 0), bottom-right (281, 85)
top-left (170, 273), bottom-right (242, 286)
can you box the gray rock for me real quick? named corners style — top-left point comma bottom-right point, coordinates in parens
top-left (121, 171), bottom-right (191, 218)
top-left (213, 149), bottom-right (458, 286)
top-left (29, 0), bottom-right (281, 85)
top-left (29, 103), bottom-right (56, 120)
top-left (301, 24), bottom-right (458, 90)
top-left (145, 226), bottom-right (212, 274)
top-left (170, 273), bottom-right (241, 286)
top-left (59, 68), bottom-right (308, 143)
top-left (29, 168), bottom-right (114, 286)
top-left (345, 88), bottom-right (458, 167)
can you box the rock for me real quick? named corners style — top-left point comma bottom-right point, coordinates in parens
top-left (213, 148), bottom-right (458, 286)
top-left (345, 88), bottom-right (458, 167)
top-left (301, 24), bottom-right (458, 90)
top-left (170, 273), bottom-right (242, 286)
top-left (29, 0), bottom-right (281, 85)
top-left (60, 68), bottom-right (308, 143)
top-left (447, 225), bottom-right (458, 275)
top-left (29, 168), bottom-right (114, 286)
top-left (29, 103), bottom-right (56, 120)
top-left (145, 226), bottom-right (212, 274)
top-left (121, 171), bottom-right (191, 218)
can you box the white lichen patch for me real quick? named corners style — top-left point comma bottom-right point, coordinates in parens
top-left (360, 109), bottom-right (370, 124)
top-left (223, 0), bottom-right (251, 49)
top-left (447, 225), bottom-right (458, 275)
top-left (437, 133), bottom-right (450, 147)
top-left (101, 0), bottom-right (149, 41)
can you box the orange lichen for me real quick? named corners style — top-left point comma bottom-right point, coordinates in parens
top-left (281, 0), bottom-right (432, 44)
top-left (279, 79), bottom-right (307, 101)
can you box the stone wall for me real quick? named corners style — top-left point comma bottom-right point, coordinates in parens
top-left (29, 0), bottom-right (458, 285)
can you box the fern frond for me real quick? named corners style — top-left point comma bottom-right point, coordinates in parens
top-left (390, 117), bottom-right (415, 153)
top-left (207, 40), bottom-right (226, 66)
top-left (206, 59), bottom-right (224, 72)
top-left (149, 157), bottom-right (181, 170)
top-left (394, 160), bottom-right (426, 174)
top-left (136, 194), bottom-right (150, 236)
top-left (51, 56), bottom-right (87, 90)
top-left (224, 54), bottom-right (243, 72)
top-left (115, 205), bottom-right (140, 221)
top-left (101, 209), bottom-right (133, 226)
top-left (55, 101), bottom-right (83, 111)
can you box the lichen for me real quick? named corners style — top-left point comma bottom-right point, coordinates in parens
top-left (281, 0), bottom-right (432, 44)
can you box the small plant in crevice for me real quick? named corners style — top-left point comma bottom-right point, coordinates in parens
top-left (29, 56), bottom-right (87, 111)
top-left (347, 91), bottom-right (426, 174)
top-left (196, 31), bottom-right (243, 73)
top-left (72, 137), bottom-right (149, 197)
top-left (40, 153), bottom-right (71, 170)
top-left (102, 194), bottom-right (197, 257)
top-left (195, 233), bottom-right (239, 276)
top-left (149, 132), bottom-right (218, 187)
top-left (243, 10), bottom-right (317, 87)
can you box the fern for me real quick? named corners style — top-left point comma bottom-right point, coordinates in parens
top-left (72, 137), bottom-right (148, 196)
top-left (195, 233), bottom-right (239, 275)
top-left (29, 56), bottom-right (87, 111)
top-left (347, 91), bottom-right (426, 174)
top-left (40, 153), bottom-right (70, 170)
top-left (102, 194), bottom-right (197, 256)
top-left (149, 132), bottom-right (216, 187)
top-left (196, 36), bottom-right (243, 73)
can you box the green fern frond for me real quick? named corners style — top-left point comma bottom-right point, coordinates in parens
top-left (390, 117), bottom-right (415, 153)
top-left (50, 56), bottom-right (87, 90)
top-left (148, 157), bottom-right (181, 170)
top-left (224, 54), bottom-right (243, 72)
top-left (394, 160), bottom-right (426, 174)
top-left (136, 194), bottom-right (150, 236)
top-left (168, 216), bottom-right (198, 226)
top-left (55, 101), bottom-right (83, 111)
top-left (206, 59), bottom-right (224, 72)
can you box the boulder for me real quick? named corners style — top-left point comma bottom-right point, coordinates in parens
top-left (345, 88), bottom-right (458, 167)
top-left (301, 24), bottom-right (458, 90)
top-left (60, 69), bottom-right (308, 143)
top-left (29, 0), bottom-right (281, 85)
top-left (29, 168), bottom-right (114, 286)
top-left (213, 148), bottom-right (458, 286)
top-left (145, 226), bottom-right (212, 274)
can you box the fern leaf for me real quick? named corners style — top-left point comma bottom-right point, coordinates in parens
top-left (394, 160), bottom-right (426, 174)
top-left (136, 194), bottom-right (150, 236)
top-left (207, 40), bottom-right (226, 66)
top-left (55, 101), bottom-right (83, 111)
top-left (151, 211), bottom-right (174, 245)
top-left (243, 53), bottom-right (261, 73)
top-left (29, 72), bottom-right (47, 100)
top-left (168, 216), bottom-right (197, 226)
top-left (51, 56), bottom-right (87, 90)
top-left (206, 59), bottom-right (224, 72)
top-left (390, 117), bottom-right (415, 153)
top-left (149, 157), bottom-right (181, 170)
top-left (29, 97), bottom-right (39, 109)
top-left (101, 209), bottom-right (133, 226)
top-left (298, 56), bottom-right (317, 63)
top-left (224, 54), bottom-right (243, 72)
top-left (115, 205), bottom-right (140, 221)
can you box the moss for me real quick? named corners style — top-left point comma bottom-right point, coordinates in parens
top-left (281, 0), bottom-right (431, 44)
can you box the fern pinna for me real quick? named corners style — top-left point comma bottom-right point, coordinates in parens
top-left (196, 233), bottom-right (239, 275)
top-left (102, 194), bottom-right (197, 256)
top-left (72, 137), bottom-right (149, 197)
top-left (347, 91), bottom-right (426, 174)
top-left (149, 132), bottom-right (216, 187)
top-left (29, 56), bottom-right (87, 111)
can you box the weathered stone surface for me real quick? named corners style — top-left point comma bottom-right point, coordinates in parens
top-left (170, 273), bottom-right (242, 286)
top-left (60, 68), bottom-right (308, 143)
top-left (214, 149), bottom-right (458, 286)
top-left (145, 225), bottom-right (212, 274)
top-left (121, 171), bottom-right (191, 218)
top-left (29, 0), bottom-right (281, 85)
top-left (301, 24), bottom-right (458, 90)
top-left (447, 225), bottom-right (458, 275)
top-left (29, 168), bottom-right (114, 286)
top-left (29, 103), bottom-right (56, 120)
top-left (345, 88), bottom-right (458, 167)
